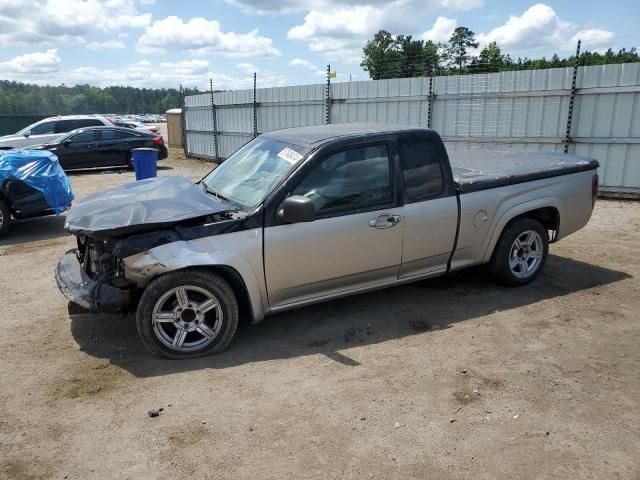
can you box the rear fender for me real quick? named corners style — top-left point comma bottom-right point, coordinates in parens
top-left (482, 196), bottom-right (562, 263)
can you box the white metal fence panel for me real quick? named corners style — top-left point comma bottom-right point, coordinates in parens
top-left (571, 63), bottom-right (640, 190)
top-left (183, 64), bottom-right (640, 196)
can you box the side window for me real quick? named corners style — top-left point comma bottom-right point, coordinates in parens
top-left (76, 119), bottom-right (104, 128)
top-left (117, 130), bottom-right (138, 139)
top-left (398, 139), bottom-right (444, 201)
top-left (68, 131), bottom-right (96, 143)
top-left (53, 120), bottom-right (78, 133)
top-left (291, 144), bottom-right (392, 215)
top-left (30, 121), bottom-right (56, 135)
top-left (100, 129), bottom-right (118, 140)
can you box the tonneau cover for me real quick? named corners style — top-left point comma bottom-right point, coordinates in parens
top-left (65, 176), bottom-right (231, 237)
top-left (448, 147), bottom-right (599, 193)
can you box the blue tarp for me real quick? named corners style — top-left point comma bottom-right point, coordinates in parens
top-left (0, 150), bottom-right (74, 214)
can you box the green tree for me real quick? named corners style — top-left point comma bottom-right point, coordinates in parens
top-left (447, 27), bottom-right (479, 72)
top-left (361, 30), bottom-right (443, 79)
top-left (361, 30), bottom-right (403, 80)
top-left (472, 41), bottom-right (504, 72)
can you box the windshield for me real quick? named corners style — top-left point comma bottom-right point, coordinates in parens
top-left (202, 137), bottom-right (309, 209)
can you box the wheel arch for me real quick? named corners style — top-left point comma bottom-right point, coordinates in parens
top-left (483, 198), bottom-right (561, 263)
top-left (124, 248), bottom-right (267, 323)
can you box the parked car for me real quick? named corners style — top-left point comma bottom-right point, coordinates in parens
top-left (0, 115), bottom-right (113, 150)
top-left (55, 124), bottom-right (599, 358)
top-left (111, 120), bottom-right (158, 134)
top-left (32, 126), bottom-right (167, 170)
top-left (0, 150), bottom-right (73, 238)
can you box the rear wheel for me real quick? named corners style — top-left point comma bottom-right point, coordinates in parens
top-left (0, 198), bottom-right (11, 238)
top-left (489, 218), bottom-right (548, 286)
top-left (136, 269), bottom-right (239, 359)
top-left (126, 152), bottom-right (134, 170)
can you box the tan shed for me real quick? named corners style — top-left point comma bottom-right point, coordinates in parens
top-left (165, 108), bottom-right (183, 148)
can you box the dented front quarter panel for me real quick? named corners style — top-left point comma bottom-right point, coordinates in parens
top-left (122, 228), bottom-right (268, 322)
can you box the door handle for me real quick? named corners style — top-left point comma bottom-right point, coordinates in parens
top-left (369, 214), bottom-right (401, 229)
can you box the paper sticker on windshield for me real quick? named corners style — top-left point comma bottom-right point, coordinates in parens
top-left (277, 147), bottom-right (303, 165)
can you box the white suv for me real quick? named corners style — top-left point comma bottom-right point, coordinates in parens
top-left (0, 115), bottom-right (113, 150)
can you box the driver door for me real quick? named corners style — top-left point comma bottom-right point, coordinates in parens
top-left (264, 142), bottom-right (404, 308)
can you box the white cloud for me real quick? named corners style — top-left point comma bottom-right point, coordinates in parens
top-left (0, 57), bottom-right (287, 90)
top-left (572, 29), bottom-right (615, 50)
top-left (227, 0), bottom-right (481, 14)
top-left (0, 0), bottom-right (150, 46)
top-left (136, 16), bottom-right (281, 58)
top-left (87, 40), bottom-right (126, 50)
top-left (421, 16), bottom-right (457, 43)
top-left (0, 49), bottom-right (60, 75)
top-left (290, 58), bottom-right (326, 77)
top-left (476, 3), bottom-right (614, 53)
top-left (439, 0), bottom-right (482, 11)
top-left (285, 0), bottom-right (484, 64)
top-left (159, 59), bottom-right (210, 76)
top-left (237, 62), bottom-right (257, 74)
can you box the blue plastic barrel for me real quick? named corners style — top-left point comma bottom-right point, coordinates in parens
top-left (132, 148), bottom-right (158, 180)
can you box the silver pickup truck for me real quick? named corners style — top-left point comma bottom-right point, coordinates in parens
top-left (55, 124), bottom-right (599, 358)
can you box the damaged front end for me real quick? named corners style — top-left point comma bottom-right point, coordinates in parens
top-left (55, 176), bottom-right (239, 313)
top-left (55, 237), bottom-right (136, 312)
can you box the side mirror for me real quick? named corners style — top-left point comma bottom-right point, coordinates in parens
top-left (63, 140), bottom-right (71, 147)
top-left (23, 130), bottom-right (31, 137)
top-left (277, 195), bottom-right (315, 224)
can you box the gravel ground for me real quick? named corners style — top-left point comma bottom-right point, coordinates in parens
top-left (1, 150), bottom-right (639, 479)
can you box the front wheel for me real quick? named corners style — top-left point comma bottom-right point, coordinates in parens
top-left (489, 218), bottom-right (548, 286)
top-left (0, 198), bottom-right (11, 238)
top-left (136, 269), bottom-right (239, 359)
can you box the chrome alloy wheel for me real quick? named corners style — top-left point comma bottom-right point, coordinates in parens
top-left (0, 208), bottom-right (4, 229)
top-left (151, 285), bottom-right (223, 352)
top-left (509, 230), bottom-right (544, 279)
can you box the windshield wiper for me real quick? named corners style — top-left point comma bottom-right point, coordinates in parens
top-left (202, 183), bottom-right (232, 203)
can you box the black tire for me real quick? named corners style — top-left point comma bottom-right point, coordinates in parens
top-left (489, 217), bottom-right (548, 287)
top-left (0, 197), bottom-right (11, 239)
top-left (136, 269), bottom-right (239, 359)
top-left (126, 152), bottom-right (134, 170)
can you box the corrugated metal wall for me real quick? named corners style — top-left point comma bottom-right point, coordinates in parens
top-left (184, 64), bottom-right (640, 196)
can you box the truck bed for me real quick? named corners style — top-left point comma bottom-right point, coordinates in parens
top-left (447, 147), bottom-right (599, 193)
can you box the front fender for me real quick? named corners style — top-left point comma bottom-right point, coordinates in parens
top-left (123, 240), bottom-right (267, 322)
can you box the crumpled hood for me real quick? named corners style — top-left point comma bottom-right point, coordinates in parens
top-left (65, 176), bottom-right (231, 237)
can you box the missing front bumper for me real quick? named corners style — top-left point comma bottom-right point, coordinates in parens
top-left (55, 250), bottom-right (132, 313)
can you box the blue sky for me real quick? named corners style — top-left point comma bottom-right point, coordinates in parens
top-left (0, 0), bottom-right (637, 91)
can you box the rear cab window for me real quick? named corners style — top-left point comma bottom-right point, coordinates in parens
top-left (398, 138), bottom-right (445, 201)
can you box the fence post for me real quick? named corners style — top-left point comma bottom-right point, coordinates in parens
top-left (180, 84), bottom-right (188, 158)
top-left (326, 64), bottom-right (331, 124)
top-left (253, 72), bottom-right (258, 138)
top-left (209, 78), bottom-right (219, 162)
top-left (564, 39), bottom-right (581, 154)
top-left (427, 63), bottom-right (434, 129)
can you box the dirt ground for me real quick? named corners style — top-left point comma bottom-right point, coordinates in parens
top-left (1, 150), bottom-right (639, 479)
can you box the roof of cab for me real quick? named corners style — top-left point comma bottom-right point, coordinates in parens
top-left (261, 123), bottom-right (432, 148)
